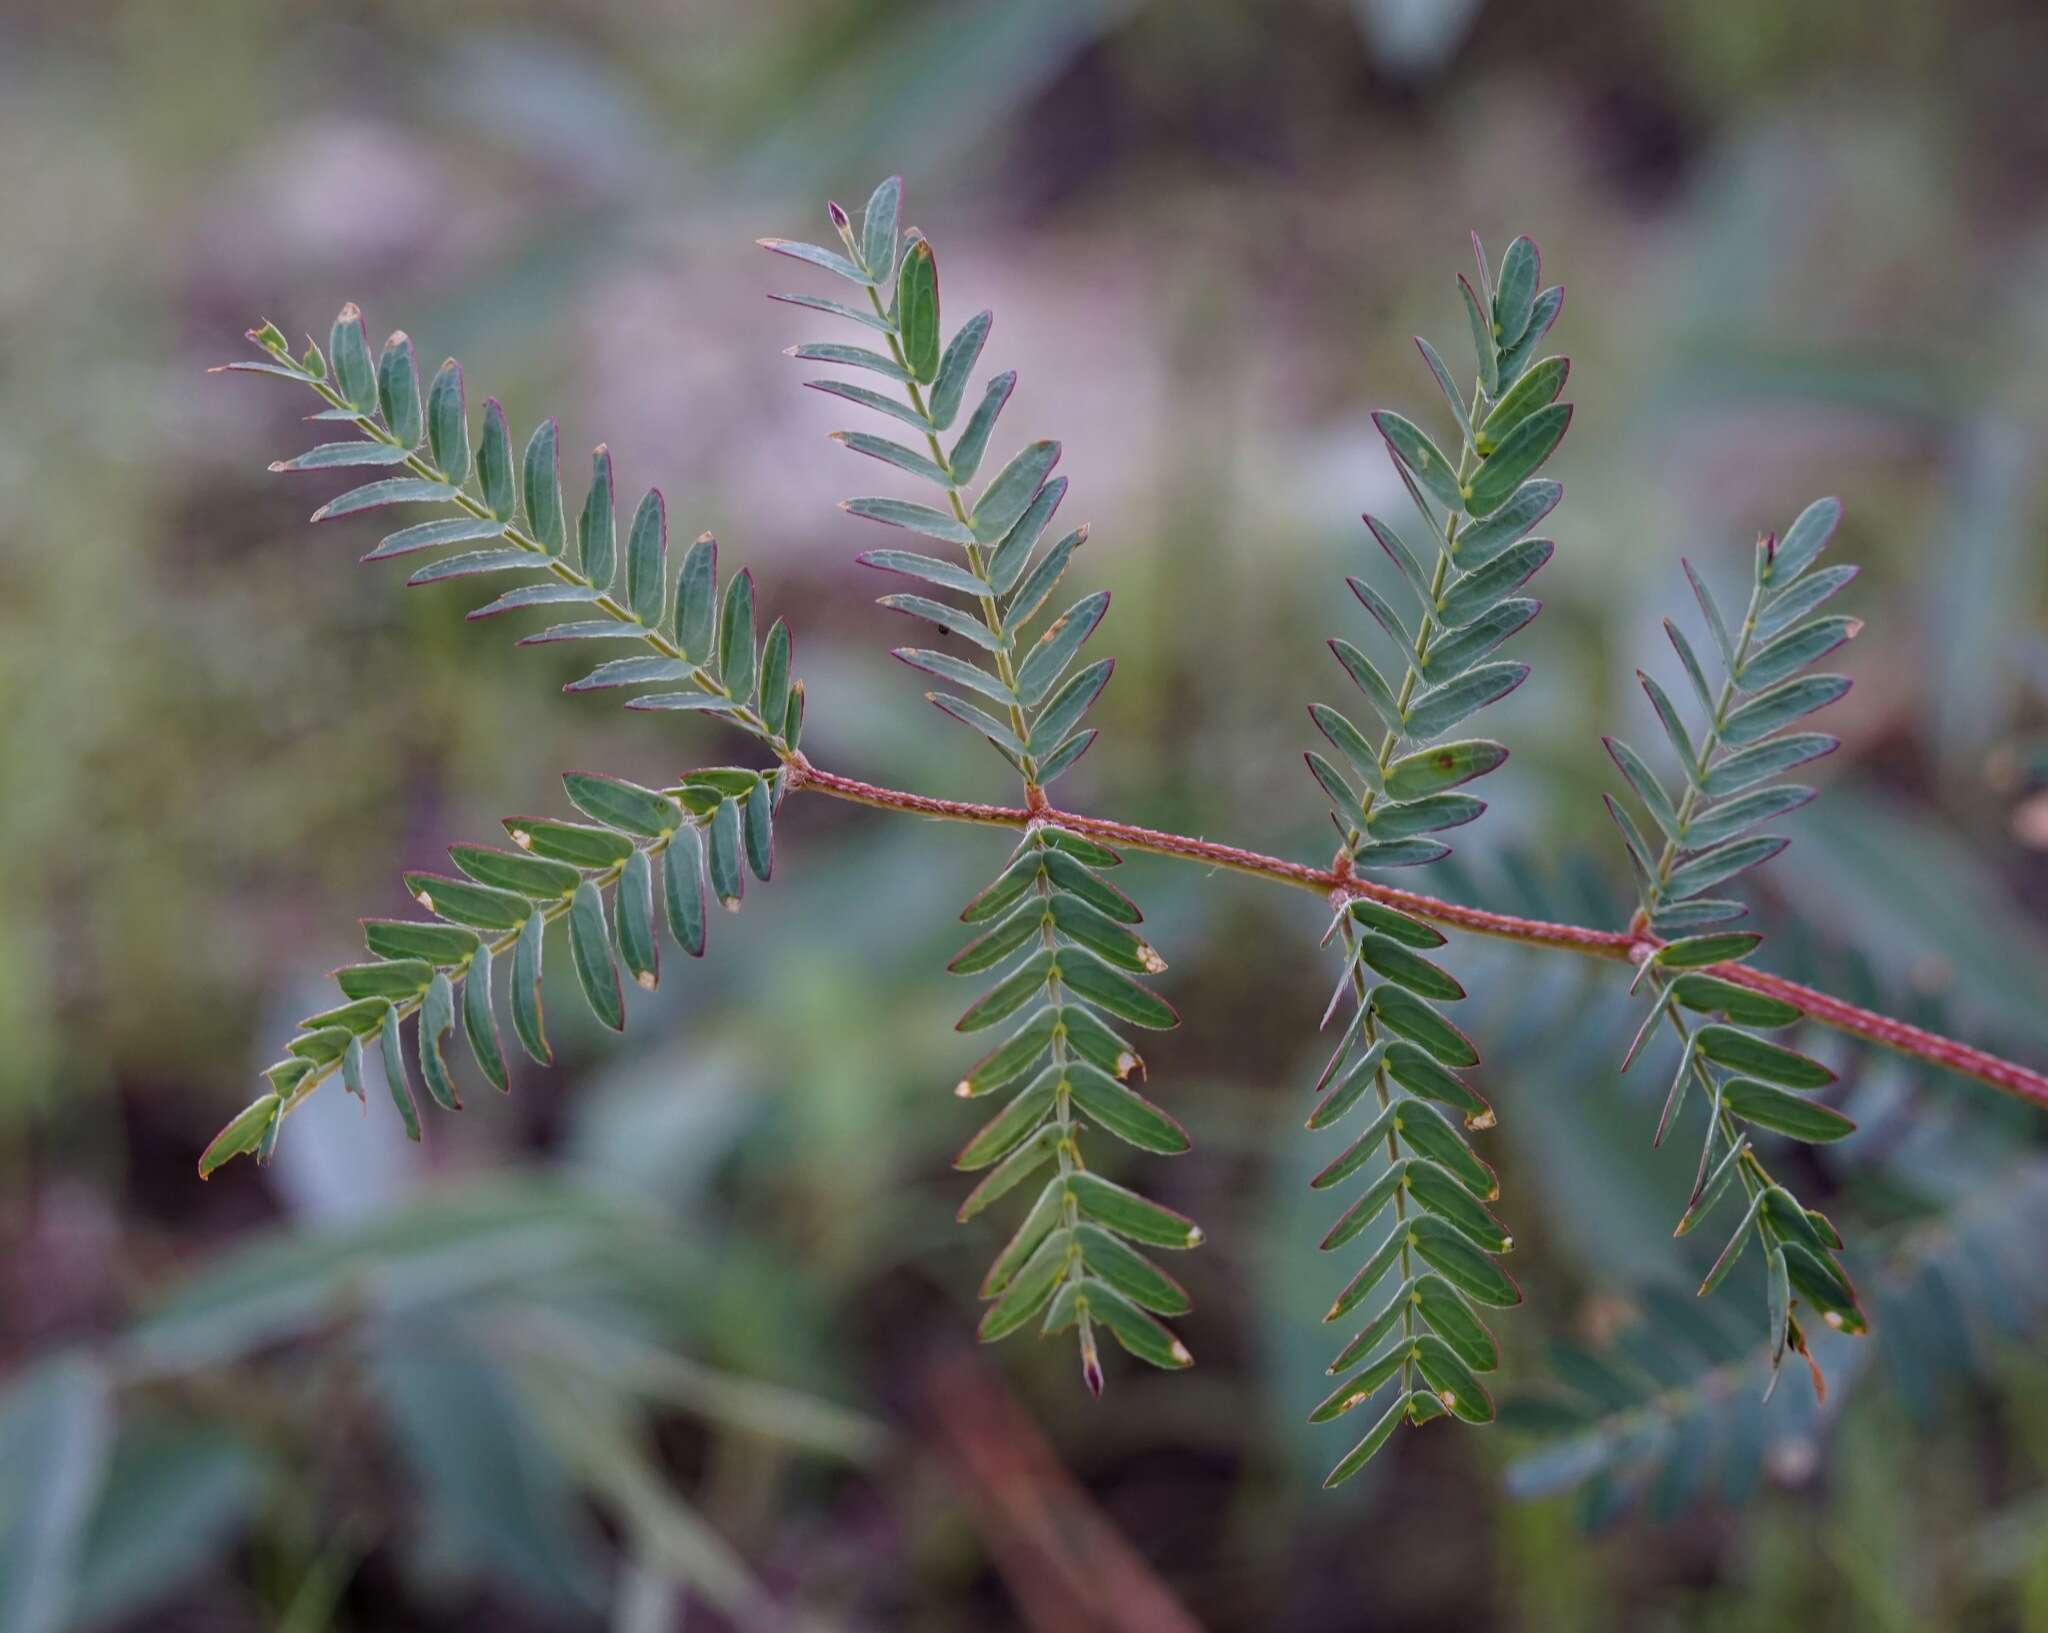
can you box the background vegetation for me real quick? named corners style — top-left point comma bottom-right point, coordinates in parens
top-left (5, 0), bottom-right (2048, 1627)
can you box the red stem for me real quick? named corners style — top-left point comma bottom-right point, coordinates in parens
top-left (785, 758), bottom-right (2048, 1110)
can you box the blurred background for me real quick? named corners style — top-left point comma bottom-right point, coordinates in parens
top-left (5, 0), bottom-right (2048, 1627)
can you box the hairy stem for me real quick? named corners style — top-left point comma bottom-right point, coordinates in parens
top-left (781, 756), bottom-right (2048, 1108)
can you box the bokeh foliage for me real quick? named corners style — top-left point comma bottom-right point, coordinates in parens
top-left (5, 0), bottom-right (2048, 1628)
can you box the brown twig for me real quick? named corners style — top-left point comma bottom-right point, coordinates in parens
top-left (783, 756), bottom-right (2048, 1110)
top-left (920, 1349), bottom-right (1206, 1633)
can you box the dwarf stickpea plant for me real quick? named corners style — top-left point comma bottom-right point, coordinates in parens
top-left (209, 177), bottom-right (2048, 1488)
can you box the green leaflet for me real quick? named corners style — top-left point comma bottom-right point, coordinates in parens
top-left (400, 870), bottom-right (529, 931)
top-left (511, 908), bottom-right (550, 1065)
top-left (949, 372), bottom-right (1017, 487)
top-left (1638, 672), bottom-right (1698, 780)
top-left (1415, 1275), bottom-right (1499, 1372)
top-left (743, 785), bottom-right (775, 882)
top-left (1373, 411), bottom-right (1464, 512)
top-left (1719, 674), bottom-right (1852, 746)
top-left (1320, 1160), bottom-right (1409, 1252)
top-left (1329, 641), bottom-right (1402, 739)
top-left (625, 490), bottom-right (668, 627)
top-left (1041, 851), bottom-right (1142, 923)
top-left (929, 310), bottom-right (992, 431)
top-left (364, 920), bottom-right (479, 966)
top-left (1384, 1040), bottom-right (1492, 1127)
top-left (1723, 1079), bottom-right (1855, 1142)
top-left (1058, 948), bottom-right (1177, 1030)
top-left (1455, 479), bottom-right (1560, 568)
top-left (462, 941), bottom-right (509, 1092)
top-left (522, 418), bottom-right (565, 555)
top-left (957, 1007), bottom-right (1060, 1097)
top-left (272, 440), bottom-right (412, 472)
top-left (1465, 404), bottom-right (1570, 516)
top-left (1661, 835), bottom-right (1788, 901)
top-left (1683, 784), bottom-right (1815, 849)
top-left (955, 1064), bottom-right (1060, 1170)
top-left (675, 534), bottom-right (718, 662)
top-left (567, 880), bottom-right (624, 1031)
top-left (1414, 1334), bottom-right (1494, 1423)
top-left (616, 848), bottom-right (660, 991)
top-left (477, 397), bottom-right (515, 519)
top-left (1384, 740), bottom-right (1508, 799)
top-left (972, 440), bottom-right (1060, 545)
top-left (717, 568), bottom-right (758, 704)
top-left (1416, 336), bottom-right (1475, 445)
top-left (1066, 1062), bottom-right (1189, 1154)
top-left (1030, 659), bottom-right (1113, 753)
top-left (380, 1003), bottom-right (421, 1140)
top-left (450, 844), bottom-right (579, 900)
top-left (1492, 236), bottom-right (1540, 349)
top-left (1034, 729), bottom-right (1097, 786)
top-left (1076, 1225), bottom-right (1190, 1316)
top-left (1757, 564), bottom-right (1858, 640)
top-left (1668, 974), bottom-right (1801, 1030)
top-left (1402, 661), bottom-right (1528, 739)
top-left (1395, 1100), bottom-right (1497, 1198)
top-left (959, 1131), bottom-right (1061, 1228)
top-left (1406, 1160), bottom-right (1511, 1253)
top-left (1411, 1217), bottom-right (1520, 1308)
top-left (757, 619), bottom-right (793, 735)
top-left (1476, 356), bottom-right (1565, 452)
top-left (198, 1094), bottom-right (281, 1178)
top-left (895, 237), bottom-right (940, 382)
top-left (1700, 733), bottom-right (1838, 799)
top-left (1763, 495), bottom-right (1842, 588)
top-left (1425, 598), bottom-right (1540, 688)
top-left (1372, 986), bottom-right (1479, 1069)
top-left (1692, 1024), bottom-right (1834, 1089)
top-left (1358, 935), bottom-right (1464, 1001)
top-left (563, 773), bottom-right (680, 839)
top-left (1436, 538), bottom-right (1552, 627)
top-left (1060, 1004), bottom-right (1142, 1080)
top-left (1006, 524), bottom-right (1084, 626)
top-left (1323, 1393), bottom-right (1408, 1488)
top-left (760, 236), bottom-right (869, 283)
top-left (707, 798), bottom-right (745, 911)
top-left (505, 817), bottom-right (634, 870)
top-left (1326, 1225), bottom-right (1413, 1323)
top-left (1046, 891), bottom-right (1160, 974)
top-left (310, 477), bottom-right (457, 522)
top-left (1653, 932), bottom-right (1763, 968)
top-left (1015, 589), bottom-right (1109, 704)
top-left (1347, 898), bottom-right (1445, 948)
top-left (1497, 287), bottom-right (1563, 391)
top-left (334, 960), bottom-right (434, 1002)
top-left (1067, 1172), bottom-right (1203, 1250)
top-left (846, 496), bottom-right (976, 548)
top-left (1457, 274), bottom-right (1498, 397)
top-left (987, 476), bottom-right (1069, 595)
top-left (426, 359), bottom-right (469, 483)
top-left (329, 303), bottom-right (378, 413)
top-left (1311, 704), bottom-right (1383, 794)
top-left (956, 949), bottom-right (1056, 1032)
top-left (1083, 1281), bottom-right (1191, 1369)
top-left (418, 971), bottom-right (463, 1111)
top-left (835, 431), bottom-right (948, 485)
top-left (662, 826), bottom-right (707, 957)
top-left (791, 342), bottom-right (909, 382)
top-left (375, 332), bottom-right (422, 449)
top-left (978, 1233), bottom-right (1069, 1340)
top-left (576, 453), bottom-right (617, 588)
top-left (859, 175), bottom-right (901, 280)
